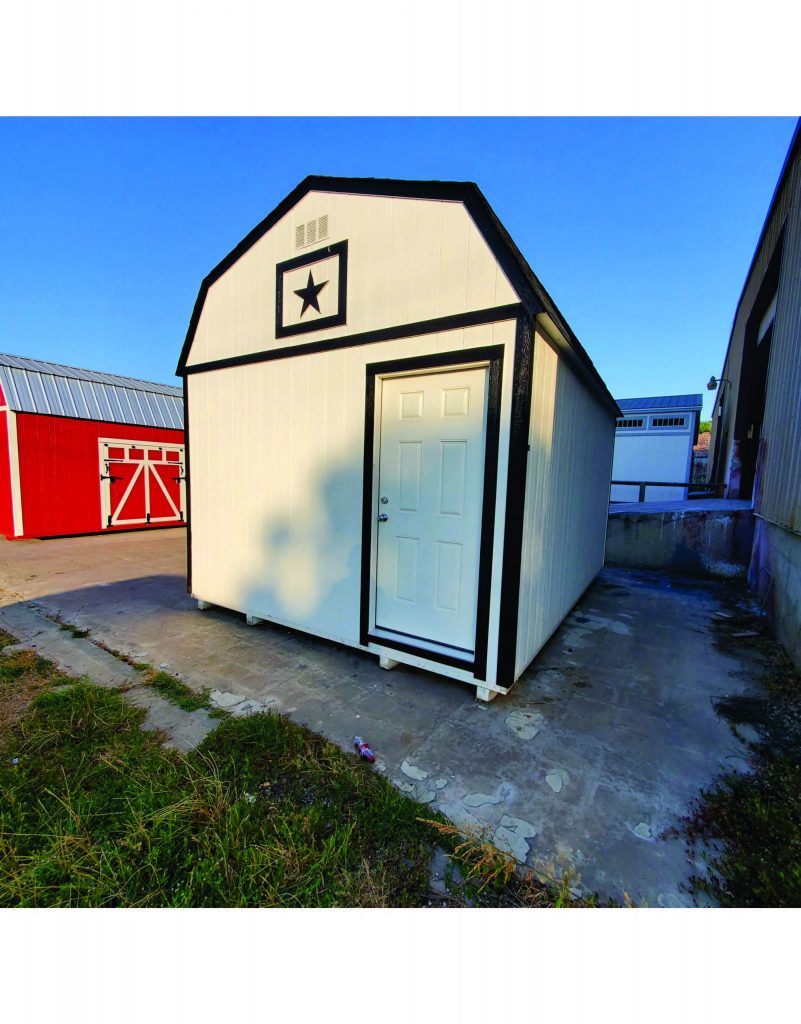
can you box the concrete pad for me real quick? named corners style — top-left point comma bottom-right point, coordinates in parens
top-left (0, 530), bottom-right (766, 905)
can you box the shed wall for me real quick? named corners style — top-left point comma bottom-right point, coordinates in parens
top-left (515, 330), bottom-right (615, 678)
top-left (15, 414), bottom-right (185, 538)
top-left (610, 429), bottom-right (694, 502)
top-left (188, 319), bottom-right (516, 686)
top-left (186, 193), bottom-right (518, 368)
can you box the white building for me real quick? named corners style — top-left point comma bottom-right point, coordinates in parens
top-left (178, 176), bottom-right (617, 701)
top-left (610, 394), bottom-right (703, 503)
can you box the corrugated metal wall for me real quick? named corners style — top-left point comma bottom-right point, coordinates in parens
top-left (757, 189), bottom-right (801, 534)
top-left (515, 328), bottom-right (615, 678)
top-left (710, 136), bottom-right (801, 526)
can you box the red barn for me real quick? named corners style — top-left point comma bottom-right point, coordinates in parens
top-left (0, 353), bottom-right (186, 540)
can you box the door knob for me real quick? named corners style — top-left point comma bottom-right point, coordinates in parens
top-left (377, 513), bottom-right (389, 522)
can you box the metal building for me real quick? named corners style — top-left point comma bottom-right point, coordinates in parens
top-left (610, 394), bottom-right (702, 502)
top-left (709, 119), bottom-right (801, 668)
top-left (178, 177), bottom-right (617, 700)
top-left (0, 354), bottom-right (186, 539)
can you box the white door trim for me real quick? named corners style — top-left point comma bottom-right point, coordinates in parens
top-left (6, 411), bottom-right (24, 538)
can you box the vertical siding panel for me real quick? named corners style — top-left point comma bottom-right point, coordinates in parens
top-left (516, 330), bottom-right (615, 678)
top-left (759, 191), bottom-right (801, 531)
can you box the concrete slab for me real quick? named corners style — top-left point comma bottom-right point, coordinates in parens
top-left (0, 529), bottom-right (763, 905)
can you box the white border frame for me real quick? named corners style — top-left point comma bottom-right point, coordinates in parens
top-left (98, 437), bottom-right (186, 529)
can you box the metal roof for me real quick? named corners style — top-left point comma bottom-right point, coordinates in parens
top-left (615, 394), bottom-right (703, 413)
top-left (0, 353), bottom-right (183, 430)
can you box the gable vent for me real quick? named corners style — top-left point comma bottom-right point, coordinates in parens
top-left (295, 215), bottom-right (330, 249)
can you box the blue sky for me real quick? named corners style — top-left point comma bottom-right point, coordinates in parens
top-left (0, 117), bottom-right (796, 417)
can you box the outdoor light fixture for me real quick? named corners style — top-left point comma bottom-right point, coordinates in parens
top-left (707, 376), bottom-right (731, 391)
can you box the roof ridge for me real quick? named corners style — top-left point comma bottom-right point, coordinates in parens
top-left (0, 352), bottom-right (181, 395)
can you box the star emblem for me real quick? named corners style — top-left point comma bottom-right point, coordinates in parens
top-left (294, 270), bottom-right (328, 317)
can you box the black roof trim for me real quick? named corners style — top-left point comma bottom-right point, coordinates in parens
top-left (176, 175), bottom-right (615, 411)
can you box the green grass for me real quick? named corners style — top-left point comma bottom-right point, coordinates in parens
top-left (145, 670), bottom-right (212, 713)
top-left (0, 632), bottom-right (588, 907)
top-left (58, 623), bottom-right (90, 639)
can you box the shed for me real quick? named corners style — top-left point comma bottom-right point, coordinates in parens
top-left (610, 394), bottom-right (702, 502)
top-left (178, 176), bottom-right (617, 701)
top-left (0, 353), bottom-right (186, 540)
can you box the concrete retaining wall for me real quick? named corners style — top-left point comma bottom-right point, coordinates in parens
top-left (605, 507), bottom-right (754, 578)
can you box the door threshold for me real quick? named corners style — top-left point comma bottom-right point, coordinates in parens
top-left (367, 629), bottom-right (475, 671)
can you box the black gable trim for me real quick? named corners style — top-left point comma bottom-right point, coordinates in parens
top-left (176, 175), bottom-right (615, 413)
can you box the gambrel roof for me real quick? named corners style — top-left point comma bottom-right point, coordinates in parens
top-left (177, 176), bottom-right (617, 414)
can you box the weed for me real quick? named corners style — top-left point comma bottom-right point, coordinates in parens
top-left (681, 590), bottom-right (801, 906)
top-left (421, 818), bottom-right (516, 892)
top-left (58, 623), bottom-right (90, 640)
top-left (145, 671), bottom-right (211, 713)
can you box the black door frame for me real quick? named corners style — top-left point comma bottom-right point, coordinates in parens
top-left (359, 344), bottom-right (505, 680)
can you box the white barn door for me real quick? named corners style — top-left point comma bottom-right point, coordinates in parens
top-left (374, 367), bottom-right (488, 655)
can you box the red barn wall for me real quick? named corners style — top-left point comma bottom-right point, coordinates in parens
top-left (15, 413), bottom-right (185, 539)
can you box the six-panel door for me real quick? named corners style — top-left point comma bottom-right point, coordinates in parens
top-left (374, 367), bottom-right (488, 655)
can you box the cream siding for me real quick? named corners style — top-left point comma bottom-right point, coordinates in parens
top-left (186, 192), bottom-right (518, 368)
top-left (188, 319), bottom-right (516, 687)
top-left (515, 329), bottom-right (615, 678)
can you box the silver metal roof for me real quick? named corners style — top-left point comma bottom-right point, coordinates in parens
top-left (0, 353), bottom-right (183, 430)
top-left (615, 394), bottom-right (703, 413)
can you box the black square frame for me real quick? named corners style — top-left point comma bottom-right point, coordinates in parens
top-left (275, 240), bottom-right (348, 339)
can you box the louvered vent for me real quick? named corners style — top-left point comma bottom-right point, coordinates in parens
top-left (295, 215), bottom-right (330, 248)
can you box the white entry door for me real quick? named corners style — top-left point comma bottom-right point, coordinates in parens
top-left (374, 366), bottom-right (488, 655)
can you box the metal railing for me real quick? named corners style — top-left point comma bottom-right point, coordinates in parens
top-left (610, 480), bottom-right (728, 503)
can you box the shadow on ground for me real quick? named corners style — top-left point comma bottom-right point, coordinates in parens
top-left (0, 530), bottom-right (767, 905)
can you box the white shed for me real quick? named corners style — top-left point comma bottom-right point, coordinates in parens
top-left (177, 177), bottom-right (617, 701)
top-left (610, 394), bottom-right (703, 503)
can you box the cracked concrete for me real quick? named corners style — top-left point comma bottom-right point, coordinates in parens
top-left (0, 529), bottom-right (767, 905)
top-left (0, 598), bottom-right (218, 752)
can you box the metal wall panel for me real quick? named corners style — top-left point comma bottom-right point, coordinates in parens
top-left (757, 193), bottom-right (801, 533)
top-left (186, 192), bottom-right (518, 368)
top-left (515, 329), bottom-right (615, 678)
top-left (710, 139), bottom-right (801, 533)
